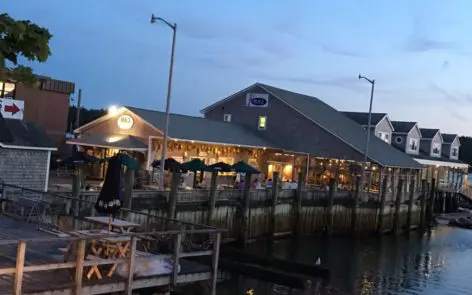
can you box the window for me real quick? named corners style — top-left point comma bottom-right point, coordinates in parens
top-left (0, 81), bottom-right (15, 98)
top-left (395, 136), bottom-right (403, 144)
top-left (377, 132), bottom-right (389, 143)
top-left (432, 143), bottom-right (441, 155)
top-left (452, 147), bottom-right (458, 157)
top-left (408, 138), bottom-right (418, 151)
top-left (258, 116), bottom-right (267, 130)
top-left (223, 114), bottom-right (232, 122)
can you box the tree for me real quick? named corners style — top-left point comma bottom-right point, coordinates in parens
top-left (67, 106), bottom-right (106, 132)
top-left (0, 13), bottom-right (52, 84)
top-left (459, 136), bottom-right (472, 171)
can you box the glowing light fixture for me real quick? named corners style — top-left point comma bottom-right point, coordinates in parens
top-left (108, 105), bottom-right (120, 116)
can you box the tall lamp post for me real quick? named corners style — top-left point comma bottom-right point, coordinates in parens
top-left (150, 14), bottom-right (177, 189)
top-left (358, 74), bottom-right (375, 191)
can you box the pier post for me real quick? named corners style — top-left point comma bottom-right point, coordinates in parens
top-left (426, 178), bottom-right (436, 224)
top-left (13, 240), bottom-right (26, 295)
top-left (71, 168), bottom-right (82, 229)
top-left (293, 172), bottom-right (304, 236)
top-left (74, 239), bottom-right (85, 295)
top-left (239, 173), bottom-right (252, 246)
top-left (325, 178), bottom-right (336, 235)
top-left (406, 178), bottom-right (415, 230)
top-left (419, 180), bottom-right (427, 229)
top-left (207, 170), bottom-right (218, 225)
top-left (210, 232), bottom-right (221, 295)
top-left (269, 172), bottom-right (280, 239)
top-left (167, 172), bottom-right (181, 220)
top-left (377, 176), bottom-right (388, 234)
top-left (350, 175), bottom-right (361, 234)
top-left (122, 167), bottom-right (135, 218)
top-left (393, 178), bottom-right (404, 234)
top-left (126, 237), bottom-right (137, 295)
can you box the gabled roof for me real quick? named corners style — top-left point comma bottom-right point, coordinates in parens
top-left (442, 133), bottom-right (458, 144)
top-left (255, 83), bottom-right (422, 168)
top-left (420, 128), bottom-right (441, 140)
top-left (341, 112), bottom-right (388, 127)
top-left (126, 106), bottom-right (279, 149)
top-left (0, 115), bottom-right (56, 150)
top-left (391, 121), bottom-right (419, 135)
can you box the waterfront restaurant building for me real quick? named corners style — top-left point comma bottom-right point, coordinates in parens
top-left (69, 83), bottom-right (423, 192)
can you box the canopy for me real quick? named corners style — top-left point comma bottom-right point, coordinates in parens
top-left (181, 159), bottom-right (213, 172)
top-left (152, 158), bottom-right (187, 172)
top-left (209, 162), bottom-right (233, 172)
top-left (231, 161), bottom-right (260, 174)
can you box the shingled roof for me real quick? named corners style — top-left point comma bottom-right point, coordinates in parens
top-left (0, 115), bottom-right (56, 150)
top-left (420, 128), bottom-right (440, 139)
top-left (126, 106), bottom-right (279, 149)
top-left (256, 83), bottom-right (422, 168)
top-left (341, 112), bottom-right (388, 127)
top-left (391, 121), bottom-right (418, 134)
top-left (442, 133), bottom-right (458, 144)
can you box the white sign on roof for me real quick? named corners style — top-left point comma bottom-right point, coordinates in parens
top-left (0, 98), bottom-right (24, 120)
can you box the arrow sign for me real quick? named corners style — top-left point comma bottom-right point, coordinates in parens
top-left (0, 98), bottom-right (24, 120)
top-left (5, 104), bottom-right (20, 115)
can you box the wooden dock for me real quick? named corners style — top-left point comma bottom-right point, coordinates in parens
top-left (0, 215), bottom-right (222, 295)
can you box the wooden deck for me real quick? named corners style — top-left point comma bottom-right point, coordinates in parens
top-left (0, 216), bottom-right (218, 295)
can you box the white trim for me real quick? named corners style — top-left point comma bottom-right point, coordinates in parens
top-left (146, 136), bottom-right (153, 170)
top-left (66, 140), bottom-right (147, 151)
top-left (44, 151), bottom-right (51, 192)
top-left (0, 142), bottom-right (57, 151)
top-left (150, 135), bottom-right (279, 150)
top-left (414, 158), bottom-right (469, 169)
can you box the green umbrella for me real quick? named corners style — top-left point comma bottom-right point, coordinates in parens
top-left (181, 159), bottom-right (213, 172)
top-left (231, 161), bottom-right (260, 174)
top-left (102, 153), bottom-right (140, 170)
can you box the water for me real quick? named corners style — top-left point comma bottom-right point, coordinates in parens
top-left (217, 226), bottom-right (472, 295)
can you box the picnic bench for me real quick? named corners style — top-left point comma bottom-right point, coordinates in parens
top-left (85, 216), bottom-right (140, 233)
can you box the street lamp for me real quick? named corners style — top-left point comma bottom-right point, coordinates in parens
top-left (358, 74), bottom-right (375, 164)
top-left (150, 14), bottom-right (177, 189)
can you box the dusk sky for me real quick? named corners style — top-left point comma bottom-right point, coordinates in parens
top-left (5, 1), bottom-right (472, 135)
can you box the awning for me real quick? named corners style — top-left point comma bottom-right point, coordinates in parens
top-left (414, 158), bottom-right (469, 169)
top-left (67, 134), bottom-right (148, 151)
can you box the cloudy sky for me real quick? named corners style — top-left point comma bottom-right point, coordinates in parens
top-left (5, 0), bottom-right (472, 135)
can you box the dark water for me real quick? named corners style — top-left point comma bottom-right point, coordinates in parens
top-left (217, 226), bottom-right (472, 295)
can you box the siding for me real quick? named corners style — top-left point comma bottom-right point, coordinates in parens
top-left (204, 86), bottom-right (366, 161)
top-left (392, 134), bottom-right (407, 152)
top-left (0, 148), bottom-right (49, 191)
top-left (430, 133), bottom-right (442, 157)
top-left (406, 126), bottom-right (421, 155)
top-left (375, 117), bottom-right (393, 144)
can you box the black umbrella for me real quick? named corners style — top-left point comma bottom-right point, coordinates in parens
top-left (181, 159), bottom-right (213, 172)
top-left (152, 158), bottom-right (186, 172)
top-left (209, 162), bottom-right (233, 172)
top-left (231, 161), bottom-right (260, 174)
top-left (95, 155), bottom-right (124, 230)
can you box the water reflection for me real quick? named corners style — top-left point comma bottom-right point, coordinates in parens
top-left (217, 226), bottom-right (472, 295)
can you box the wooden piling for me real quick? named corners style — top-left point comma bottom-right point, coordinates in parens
top-left (167, 172), bottom-right (181, 220)
top-left (419, 180), bottom-right (427, 230)
top-left (426, 178), bottom-right (436, 223)
top-left (377, 176), bottom-right (388, 234)
top-left (122, 167), bottom-right (135, 219)
top-left (13, 241), bottom-right (26, 295)
top-left (293, 172), bottom-right (304, 236)
top-left (71, 168), bottom-right (82, 229)
top-left (393, 178), bottom-right (404, 234)
top-left (238, 174), bottom-right (252, 246)
top-left (325, 178), bottom-right (336, 235)
top-left (207, 170), bottom-right (218, 225)
top-left (350, 175), bottom-right (361, 234)
top-left (269, 172), bottom-right (280, 239)
top-left (406, 178), bottom-right (415, 229)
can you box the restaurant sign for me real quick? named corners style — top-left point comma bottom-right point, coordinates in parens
top-left (246, 93), bottom-right (269, 108)
top-left (117, 114), bottom-right (134, 130)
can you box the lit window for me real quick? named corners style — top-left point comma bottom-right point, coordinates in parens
top-left (408, 138), bottom-right (418, 151)
top-left (452, 147), bottom-right (458, 157)
top-left (223, 114), bottom-right (232, 122)
top-left (0, 81), bottom-right (15, 98)
top-left (258, 116), bottom-right (267, 130)
top-left (432, 143), bottom-right (441, 155)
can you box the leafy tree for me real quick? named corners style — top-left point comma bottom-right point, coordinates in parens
top-left (0, 13), bottom-right (52, 84)
top-left (67, 106), bottom-right (106, 131)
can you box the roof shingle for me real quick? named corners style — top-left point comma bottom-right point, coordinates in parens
top-left (419, 128), bottom-right (439, 139)
top-left (0, 116), bottom-right (55, 149)
top-left (391, 121), bottom-right (417, 134)
top-left (442, 133), bottom-right (457, 144)
top-left (341, 111), bottom-right (387, 126)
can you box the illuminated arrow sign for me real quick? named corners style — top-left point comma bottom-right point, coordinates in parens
top-left (0, 98), bottom-right (24, 120)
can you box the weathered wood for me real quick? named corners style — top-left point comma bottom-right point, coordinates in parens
top-left (74, 239), bottom-right (86, 295)
top-left (350, 175), bottom-right (361, 234)
top-left (269, 172), bottom-right (280, 238)
top-left (13, 240), bottom-right (26, 295)
top-left (168, 172), bottom-right (181, 220)
top-left (293, 172), bottom-right (304, 236)
top-left (126, 237), bottom-right (138, 295)
top-left (406, 178), bottom-right (415, 229)
top-left (393, 178), bottom-right (404, 234)
top-left (207, 170), bottom-right (218, 225)
top-left (377, 176), bottom-right (388, 234)
top-left (123, 167), bottom-right (135, 210)
top-left (238, 173), bottom-right (252, 246)
top-left (172, 233), bottom-right (182, 286)
top-left (325, 178), bottom-right (336, 235)
top-left (72, 168), bottom-right (82, 229)
top-left (427, 178), bottom-right (436, 223)
top-left (419, 179), bottom-right (427, 229)
top-left (210, 232), bottom-right (221, 295)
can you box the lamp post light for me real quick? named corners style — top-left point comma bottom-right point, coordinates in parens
top-left (150, 14), bottom-right (177, 190)
top-left (358, 74), bottom-right (375, 193)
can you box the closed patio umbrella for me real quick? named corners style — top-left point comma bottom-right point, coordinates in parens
top-left (181, 159), bottom-right (213, 172)
top-left (152, 158), bottom-right (186, 172)
top-left (209, 162), bottom-right (233, 172)
top-left (231, 161), bottom-right (260, 174)
top-left (95, 155), bottom-right (124, 231)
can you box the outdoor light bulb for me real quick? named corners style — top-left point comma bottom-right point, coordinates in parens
top-left (108, 105), bottom-right (119, 116)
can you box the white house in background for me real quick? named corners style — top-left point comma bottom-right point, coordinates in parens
top-left (420, 128), bottom-right (443, 158)
top-left (441, 134), bottom-right (460, 160)
top-left (341, 112), bottom-right (394, 144)
top-left (391, 121), bottom-right (422, 156)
